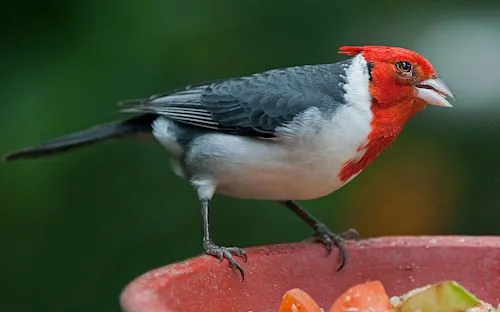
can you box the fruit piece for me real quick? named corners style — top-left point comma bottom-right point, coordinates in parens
top-left (328, 280), bottom-right (393, 312)
top-left (279, 288), bottom-right (323, 312)
top-left (394, 280), bottom-right (498, 312)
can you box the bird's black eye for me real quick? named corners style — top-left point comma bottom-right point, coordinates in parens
top-left (396, 61), bottom-right (413, 74)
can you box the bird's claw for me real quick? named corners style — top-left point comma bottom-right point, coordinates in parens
top-left (203, 240), bottom-right (247, 280)
top-left (314, 223), bottom-right (355, 272)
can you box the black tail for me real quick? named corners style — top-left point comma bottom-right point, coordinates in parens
top-left (3, 114), bottom-right (156, 162)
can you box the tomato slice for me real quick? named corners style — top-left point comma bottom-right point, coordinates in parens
top-left (279, 288), bottom-right (323, 312)
top-left (328, 280), bottom-right (393, 312)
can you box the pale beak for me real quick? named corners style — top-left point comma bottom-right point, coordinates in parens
top-left (415, 78), bottom-right (455, 108)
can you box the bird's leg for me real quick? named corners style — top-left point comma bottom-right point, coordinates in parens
top-left (277, 200), bottom-right (359, 271)
top-left (195, 182), bottom-right (247, 280)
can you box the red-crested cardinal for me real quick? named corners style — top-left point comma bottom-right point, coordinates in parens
top-left (4, 45), bottom-right (455, 279)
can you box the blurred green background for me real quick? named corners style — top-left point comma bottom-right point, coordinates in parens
top-left (2, 0), bottom-right (500, 310)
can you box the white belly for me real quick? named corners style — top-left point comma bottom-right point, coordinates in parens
top-left (184, 105), bottom-right (372, 200)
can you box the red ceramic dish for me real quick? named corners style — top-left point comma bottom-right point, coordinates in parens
top-left (120, 236), bottom-right (500, 312)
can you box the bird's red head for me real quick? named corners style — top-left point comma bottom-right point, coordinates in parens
top-left (337, 45), bottom-right (455, 183)
top-left (338, 45), bottom-right (455, 134)
top-left (339, 45), bottom-right (454, 110)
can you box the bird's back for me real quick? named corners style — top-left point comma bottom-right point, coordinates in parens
top-left (120, 59), bottom-right (353, 138)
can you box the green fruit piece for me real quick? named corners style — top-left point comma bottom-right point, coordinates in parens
top-left (396, 280), bottom-right (486, 312)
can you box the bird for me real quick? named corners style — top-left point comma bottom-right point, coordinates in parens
top-left (3, 45), bottom-right (455, 280)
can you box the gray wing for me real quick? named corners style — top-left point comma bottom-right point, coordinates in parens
top-left (121, 60), bottom-right (351, 137)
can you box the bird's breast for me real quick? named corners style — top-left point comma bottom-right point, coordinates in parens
top-left (187, 105), bottom-right (373, 200)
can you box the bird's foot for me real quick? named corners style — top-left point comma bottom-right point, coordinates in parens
top-left (313, 223), bottom-right (358, 272)
top-left (203, 240), bottom-right (248, 280)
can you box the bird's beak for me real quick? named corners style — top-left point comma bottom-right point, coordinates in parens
top-left (415, 78), bottom-right (455, 108)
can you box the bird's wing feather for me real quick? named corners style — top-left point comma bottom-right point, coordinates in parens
top-left (120, 61), bottom-right (350, 137)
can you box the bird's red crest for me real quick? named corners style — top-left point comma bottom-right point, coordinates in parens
top-left (338, 45), bottom-right (436, 76)
top-left (337, 45), bottom-right (369, 56)
top-left (338, 45), bottom-right (417, 57)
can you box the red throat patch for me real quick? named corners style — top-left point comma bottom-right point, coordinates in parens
top-left (338, 99), bottom-right (425, 183)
